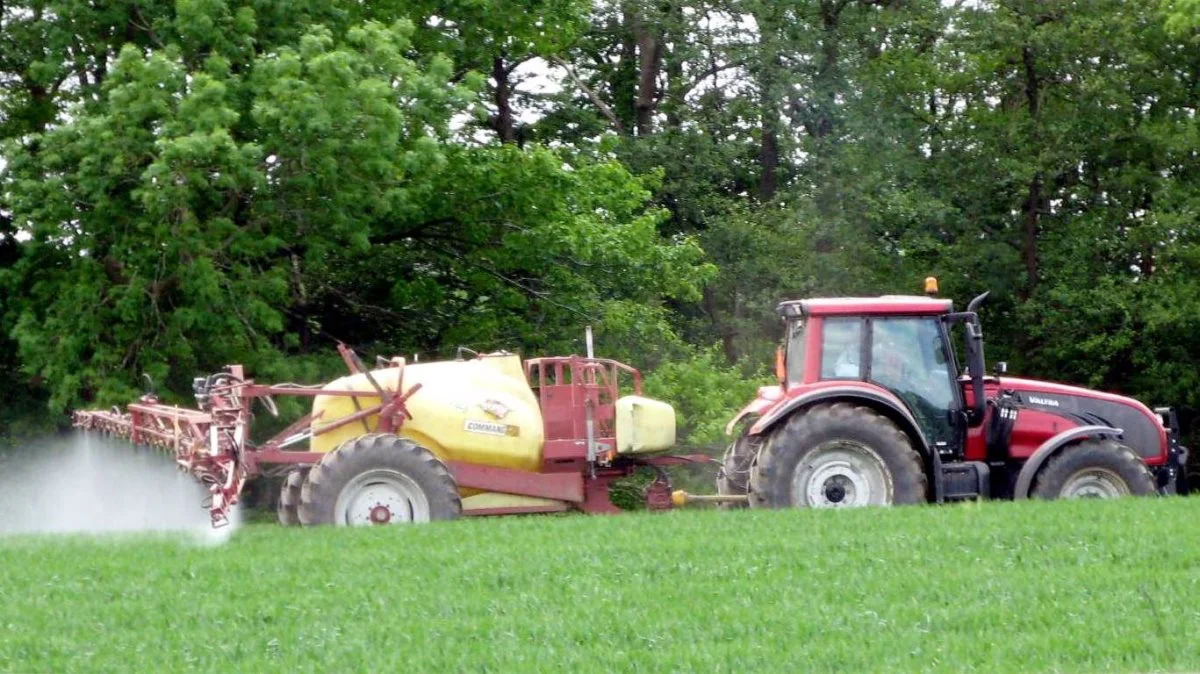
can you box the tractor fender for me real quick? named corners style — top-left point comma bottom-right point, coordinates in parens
top-left (748, 384), bottom-right (932, 456)
top-left (1012, 425), bottom-right (1123, 499)
top-left (725, 386), bottom-right (782, 435)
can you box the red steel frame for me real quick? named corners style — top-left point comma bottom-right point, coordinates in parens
top-left (73, 345), bottom-right (711, 527)
top-left (524, 356), bottom-right (643, 472)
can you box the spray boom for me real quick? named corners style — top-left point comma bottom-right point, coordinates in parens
top-left (72, 345), bottom-right (422, 527)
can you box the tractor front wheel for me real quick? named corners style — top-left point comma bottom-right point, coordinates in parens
top-left (750, 403), bottom-right (927, 508)
top-left (1030, 439), bottom-right (1155, 499)
top-left (298, 434), bottom-right (461, 526)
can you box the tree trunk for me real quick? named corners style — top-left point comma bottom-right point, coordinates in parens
top-left (804, 0), bottom-right (845, 217)
top-left (616, 7), bottom-right (639, 135)
top-left (1021, 174), bottom-right (1042, 295)
top-left (703, 285), bottom-right (739, 364)
top-left (491, 56), bottom-right (516, 144)
top-left (755, 5), bottom-right (781, 200)
top-left (663, 1), bottom-right (684, 132)
top-left (812, 0), bottom-right (842, 139)
top-left (1020, 45), bottom-right (1041, 296)
top-left (291, 253), bottom-right (311, 351)
top-left (759, 110), bottom-right (779, 201)
top-left (1140, 191), bottom-right (1154, 278)
top-left (634, 14), bottom-right (662, 136)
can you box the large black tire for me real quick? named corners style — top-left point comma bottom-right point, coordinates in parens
top-left (750, 403), bottom-right (927, 508)
top-left (298, 433), bottom-right (461, 526)
top-left (1030, 439), bottom-right (1156, 499)
top-left (277, 469), bottom-right (307, 526)
top-left (715, 426), bottom-right (763, 509)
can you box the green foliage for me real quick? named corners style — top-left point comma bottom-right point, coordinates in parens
top-left (1165, 0), bottom-right (1200, 34)
top-left (5, 18), bottom-right (468, 409)
top-left (1, 2), bottom-right (708, 417)
top-left (2, 499), bottom-right (1200, 671)
top-left (643, 346), bottom-right (766, 449)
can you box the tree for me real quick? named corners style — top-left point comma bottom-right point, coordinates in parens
top-left (2, 5), bottom-right (710, 414)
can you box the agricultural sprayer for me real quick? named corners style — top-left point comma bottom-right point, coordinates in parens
top-left (73, 336), bottom-right (718, 528)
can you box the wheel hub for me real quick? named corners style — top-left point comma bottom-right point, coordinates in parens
top-left (333, 469), bottom-right (432, 526)
top-left (369, 504), bottom-right (393, 524)
top-left (823, 479), bottom-right (849, 504)
top-left (1061, 468), bottom-right (1129, 499)
top-left (793, 441), bottom-right (892, 507)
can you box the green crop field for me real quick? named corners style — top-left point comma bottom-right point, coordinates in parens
top-left (2, 498), bottom-right (1199, 673)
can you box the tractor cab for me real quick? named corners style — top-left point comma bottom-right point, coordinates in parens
top-left (772, 284), bottom-right (989, 461)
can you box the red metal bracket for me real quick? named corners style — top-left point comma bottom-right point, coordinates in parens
top-left (463, 504), bottom-right (570, 517)
top-left (448, 462), bottom-right (585, 503)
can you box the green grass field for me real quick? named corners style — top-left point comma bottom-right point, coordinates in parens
top-left (2, 498), bottom-right (1199, 673)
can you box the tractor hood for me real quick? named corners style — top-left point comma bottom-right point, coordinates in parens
top-left (990, 376), bottom-right (1167, 461)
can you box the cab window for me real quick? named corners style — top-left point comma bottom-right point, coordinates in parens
top-left (785, 319), bottom-right (806, 385)
top-left (820, 318), bottom-right (864, 379)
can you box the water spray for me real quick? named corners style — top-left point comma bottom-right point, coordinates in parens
top-left (0, 431), bottom-right (239, 545)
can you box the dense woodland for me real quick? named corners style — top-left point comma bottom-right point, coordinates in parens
top-left (4, 0), bottom-right (1200, 448)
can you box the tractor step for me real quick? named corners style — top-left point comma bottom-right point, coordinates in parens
top-left (941, 461), bottom-right (990, 501)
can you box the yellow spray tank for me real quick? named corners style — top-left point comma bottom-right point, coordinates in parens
top-left (309, 353), bottom-right (545, 472)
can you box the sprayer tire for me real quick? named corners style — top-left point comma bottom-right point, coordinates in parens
top-left (749, 403), bottom-right (927, 508)
top-left (277, 469), bottom-right (307, 526)
top-left (298, 433), bottom-right (461, 526)
top-left (716, 424), bottom-right (761, 509)
top-left (1030, 439), bottom-right (1156, 499)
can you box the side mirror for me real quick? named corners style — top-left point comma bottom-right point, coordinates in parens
top-left (994, 361), bottom-right (1007, 376)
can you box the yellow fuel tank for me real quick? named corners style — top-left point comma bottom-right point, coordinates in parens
top-left (309, 354), bottom-right (544, 472)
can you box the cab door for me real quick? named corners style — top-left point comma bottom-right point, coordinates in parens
top-left (865, 316), bottom-right (963, 454)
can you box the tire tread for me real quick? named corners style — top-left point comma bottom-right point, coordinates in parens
top-left (749, 402), bottom-right (927, 508)
top-left (1031, 438), bottom-right (1155, 498)
top-left (298, 433), bottom-right (461, 526)
top-left (277, 469), bottom-right (307, 526)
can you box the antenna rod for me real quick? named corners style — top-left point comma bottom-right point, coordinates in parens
top-left (584, 324), bottom-right (596, 467)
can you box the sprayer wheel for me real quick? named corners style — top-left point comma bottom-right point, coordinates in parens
top-left (298, 433), bottom-right (461, 527)
top-left (277, 469), bottom-right (308, 526)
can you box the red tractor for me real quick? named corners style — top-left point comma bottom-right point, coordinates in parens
top-left (717, 280), bottom-right (1189, 507)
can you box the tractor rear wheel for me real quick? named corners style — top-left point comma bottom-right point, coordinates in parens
top-left (750, 403), bottom-right (927, 508)
top-left (298, 433), bottom-right (461, 526)
top-left (277, 469), bottom-right (308, 526)
top-left (1030, 439), bottom-right (1155, 499)
top-left (716, 426), bottom-right (762, 509)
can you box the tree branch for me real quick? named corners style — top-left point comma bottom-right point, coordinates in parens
top-left (548, 55), bottom-right (626, 134)
top-left (680, 59), bottom-right (748, 98)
